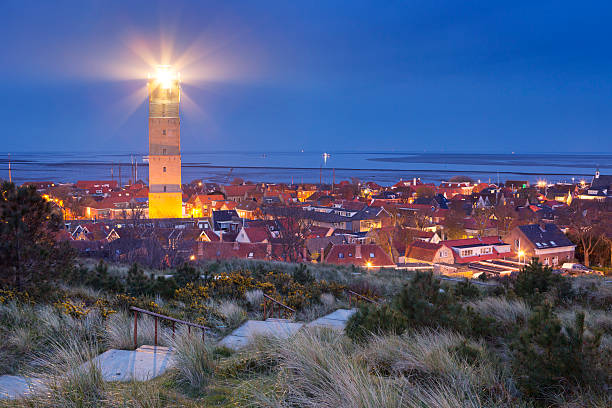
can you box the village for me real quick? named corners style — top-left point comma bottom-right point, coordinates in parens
top-left (26, 169), bottom-right (612, 278)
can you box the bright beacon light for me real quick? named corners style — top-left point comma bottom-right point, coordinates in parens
top-left (150, 65), bottom-right (179, 89)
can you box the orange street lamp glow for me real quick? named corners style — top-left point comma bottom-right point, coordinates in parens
top-left (189, 255), bottom-right (196, 261)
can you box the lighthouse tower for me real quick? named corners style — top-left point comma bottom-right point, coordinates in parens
top-left (147, 65), bottom-right (183, 218)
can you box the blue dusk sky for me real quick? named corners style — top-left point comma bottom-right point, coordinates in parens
top-left (1, 0), bottom-right (611, 153)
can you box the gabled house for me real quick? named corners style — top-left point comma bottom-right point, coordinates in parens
top-left (403, 241), bottom-right (454, 264)
top-left (580, 170), bottom-right (612, 200)
top-left (324, 244), bottom-right (395, 268)
top-left (441, 236), bottom-right (512, 264)
top-left (504, 223), bottom-right (575, 267)
top-left (236, 226), bottom-right (271, 243)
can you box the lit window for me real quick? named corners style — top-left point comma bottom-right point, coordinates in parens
top-left (370, 252), bottom-right (375, 258)
top-left (338, 253), bottom-right (344, 259)
top-left (163, 167), bottom-right (167, 173)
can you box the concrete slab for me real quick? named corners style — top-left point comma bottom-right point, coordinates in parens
top-left (219, 319), bottom-right (304, 350)
top-left (87, 345), bottom-right (174, 382)
top-left (0, 375), bottom-right (45, 400)
top-left (307, 308), bottom-right (357, 330)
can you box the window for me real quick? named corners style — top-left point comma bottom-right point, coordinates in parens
top-left (552, 256), bottom-right (558, 265)
top-left (163, 166), bottom-right (167, 173)
top-left (348, 253), bottom-right (353, 257)
top-left (248, 252), bottom-right (254, 259)
top-left (162, 129), bottom-right (166, 135)
top-left (370, 252), bottom-right (375, 258)
top-left (338, 253), bottom-right (344, 259)
top-left (163, 185), bottom-right (167, 192)
top-left (162, 148), bottom-right (167, 155)
top-left (543, 257), bottom-right (550, 265)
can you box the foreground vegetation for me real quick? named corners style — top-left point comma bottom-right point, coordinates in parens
top-left (0, 257), bottom-right (610, 407)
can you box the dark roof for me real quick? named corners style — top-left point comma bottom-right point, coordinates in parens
top-left (590, 174), bottom-right (612, 190)
top-left (518, 224), bottom-right (575, 249)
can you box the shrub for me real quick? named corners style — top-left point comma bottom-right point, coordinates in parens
top-left (514, 259), bottom-right (572, 303)
top-left (346, 272), bottom-right (500, 342)
top-left (512, 304), bottom-right (605, 399)
top-left (174, 262), bottom-right (201, 287)
top-left (293, 264), bottom-right (315, 285)
top-left (126, 263), bottom-right (153, 296)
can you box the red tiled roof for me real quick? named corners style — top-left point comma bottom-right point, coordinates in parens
top-left (324, 244), bottom-right (395, 267)
top-left (196, 242), bottom-right (288, 261)
top-left (243, 227), bottom-right (271, 243)
top-left (405, 240), bottom-right (443, 262)
top-left (223, 185), bottom-right (258, 197)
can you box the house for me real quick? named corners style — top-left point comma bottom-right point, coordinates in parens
top-left (323, 244), bottom-right (395, 268)
top-left (580, 170), bottom-right (612, 200)
top-left (211, 210), bottom-right (242, 233)
top-left (403, 241), bottom-right (454, 264)
top-left (236, 200), bottom-right (260, 220)
top-left (194, 241), bottom-right (292, 262)
top-left (504, 223), bottom-right (576, 267)
top-left (221, 184), bottom-right (259, 202)
top-left (75, 180), bottom-right (118, 196)
top-left (441, 236), bottom-right (512, 264)
top-left (235, 226), bottom-right (271, 243)
top-left (186, 194), bottom-right (225, 218)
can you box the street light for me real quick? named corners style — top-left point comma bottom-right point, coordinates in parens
top-left (518, 250), bottom-right (525, 264)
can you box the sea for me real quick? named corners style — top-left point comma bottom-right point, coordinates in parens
top-left (1, 151), bottom-right (611, 186)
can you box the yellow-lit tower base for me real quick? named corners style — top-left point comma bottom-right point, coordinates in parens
top-left (148, 65), bottom-right (183, 218)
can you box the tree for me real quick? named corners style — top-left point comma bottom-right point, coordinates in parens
top-left (442, 208), bottom-right (466, 239)
top-left (568, 201), bottom-right (604, 267)
top-left (493, 201), bottom-right (518, 237)
top-left (0, 182), bottom-right (74, 293)
top-left (471, 207), bottom-right (493, 237)
top-left (415, 185), bottom-right (435, 198)
top-left (268, 206), bottom-right (313, 262)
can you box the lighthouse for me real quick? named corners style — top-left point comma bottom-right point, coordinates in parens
top-left (147, 65), bottom-right (183, 218)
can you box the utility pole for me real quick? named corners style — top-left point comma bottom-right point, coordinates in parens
top-left (332, 168), bottom-right (335, 193)
top-left (8, 153), bottom-right (11, 183)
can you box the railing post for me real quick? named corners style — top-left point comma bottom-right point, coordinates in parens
top-left (154, 316), bottom-right (158, 347)
top-left (188, 325), bottom-right (191, 335)
top-left (133, 310), bottom-right (138, 349)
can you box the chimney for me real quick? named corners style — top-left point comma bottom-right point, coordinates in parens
top-left (355, 244), bottom-right (362, 259)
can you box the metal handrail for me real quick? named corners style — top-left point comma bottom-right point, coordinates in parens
top-left (130, 306), bottom-right (210, 349)
top-left (346, 290), bottom-right (379, 308)
top-left (262, 293), bottom-right (296, 320)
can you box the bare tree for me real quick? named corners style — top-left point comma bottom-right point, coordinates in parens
top-left (493, 202), bottom-right (518, 237)
top-left (568, 201), bottom-right (604, 267)
top-left (268, 206), bottom-right (313, 262)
